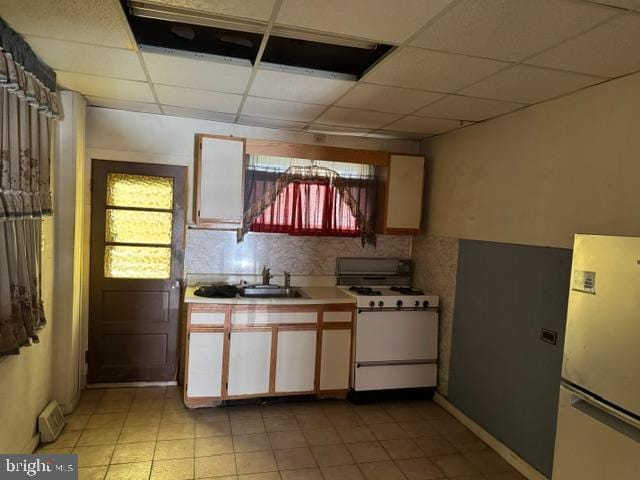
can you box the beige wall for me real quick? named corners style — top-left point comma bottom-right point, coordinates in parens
top-left (422, 71), bottom-right (640, 249)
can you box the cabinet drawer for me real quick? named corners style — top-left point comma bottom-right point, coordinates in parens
top-left (232, 310), bottom-right (317, 325)
top-left (190, 310), bottom-right (225, 326)
top-left (355, 363), bottom-right (437, 391)
top-left (323, 311), bottom-right (352, 323)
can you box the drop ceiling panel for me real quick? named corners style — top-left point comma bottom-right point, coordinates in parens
top-left (25, 36), bottom-right (145, 81)
top-left (57, 72), bottom-right (155, 103)
top-left (155, 85), bottom-right (242, 112)
top-left (410, 0), bottom-right (615, 62)
top-left (365, 47), bottom-right (508, 92)
top-left (143, 52), bottom-right (252, 94)
top-left (315, 107), bottom-right (401, 129)
top-left (0, 0), bottom-right (133, 48)
top-left (461, 65), bottom-right (604, 103)
top-left (336, 84), bottom-right (444, 114)
top-left (249, 69), bottom-right (354, 105)
top-left (415, 95), bottom-right (525, 121)
top-left (527, 14), bottom-right (640, 78)
top-left (144, 0), bottom-right (278, 21)
top-left (275, 0), bottom-right (456, 44)
top-left (238, 115), bottom-right (307, 131)
top-left (242, 97), bottom-right (325, 122)
top-left (384, 116), bottom-right (467, 134)
top-left (162, 106), bottom-right (237, 123)
top-left (87, 97), bottom-right (162, 114)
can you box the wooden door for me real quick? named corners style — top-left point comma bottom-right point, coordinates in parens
top-left (88, 160), bottom-right (186, 383)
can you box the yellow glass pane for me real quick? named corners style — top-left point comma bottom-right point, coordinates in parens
top-left (104, 246), bottom-right (171, 279)
top-left (106, 209), bottom-right (173, 245)
top-left (107, 173), bottom-right (173, 209)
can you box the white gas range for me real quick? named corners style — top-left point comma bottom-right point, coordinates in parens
top-left (336, 258), bottom-right (439, 394)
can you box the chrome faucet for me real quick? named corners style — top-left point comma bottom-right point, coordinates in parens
top-left (284, 271), bottom-right (291, 288)
top-left (262, 266), bottom-right (273, 285)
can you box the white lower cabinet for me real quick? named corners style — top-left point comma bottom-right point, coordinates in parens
top-left (187, 332), bottom-right (224, 398)
top-left (320, 329), bottom-right (351, 391)
top-left (227, 330), bottom-right (272, 396)
top-left (275, 330), bottom-right (316, 393)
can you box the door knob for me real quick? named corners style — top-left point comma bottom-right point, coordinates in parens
top-left (171, 280), bottom-right (181, 289)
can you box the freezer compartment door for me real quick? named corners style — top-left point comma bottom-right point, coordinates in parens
top-left (563, 234), bottom-right (640, 418)
top-left (553, 384), bottom-right (640, 480)
top-left (354, 363), bottom-right (437, 391)
top-left (355, 310), bottom-right (438, 362)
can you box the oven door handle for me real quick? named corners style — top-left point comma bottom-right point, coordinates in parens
top-left (356, 359), bottom-right (438, 368)
top-left (358, 307), bottom-right (439, 313)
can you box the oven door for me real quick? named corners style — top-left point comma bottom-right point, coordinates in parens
top-left (354, 309), bottom-right (438, 391)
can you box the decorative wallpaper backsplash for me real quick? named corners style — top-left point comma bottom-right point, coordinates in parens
top-left (412, 234), bottom-right (460, 397)
top-left (184, 229), bottom-right (412, 275)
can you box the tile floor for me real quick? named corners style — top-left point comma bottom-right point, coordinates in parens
top-left (37, 387), bottom-right (526, 480)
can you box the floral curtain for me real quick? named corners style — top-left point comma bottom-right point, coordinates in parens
top-left (0, 45), bottom-right (60, 356)
top-left (239, 156), bottom-right (377, 245)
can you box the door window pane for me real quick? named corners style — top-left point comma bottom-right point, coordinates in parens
top-left (105, 246), bottom-right (171, 279)
top-left (106, 209), bottom-right (173, 245)
top-left (107, 173), bottom-right (173, 210)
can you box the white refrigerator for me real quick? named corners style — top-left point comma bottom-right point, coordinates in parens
top-left (553, 234), bottom-right (640, 479)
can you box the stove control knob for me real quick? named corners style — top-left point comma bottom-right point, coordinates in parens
top-left (423, 300), bottom-right (430, 309)
top-left (378, 301), bottom-right (384, 308)
top-left (396, 300), bottom-right (403, 308)
top-left (369, 301), bottom-right (375, 307)
top-left (415, 300), bottom-right (420, 307)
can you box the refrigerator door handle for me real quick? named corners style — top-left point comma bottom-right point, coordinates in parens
top-left (564, 385), bottom-right (640, 443)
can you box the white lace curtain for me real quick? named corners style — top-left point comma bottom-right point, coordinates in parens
top-left (0, 46), bottom-right (59, 355)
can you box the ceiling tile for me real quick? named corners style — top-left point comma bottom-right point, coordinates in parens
top-left (365, 47), bottom-right (508, 92)
top-left (410, 0), bottom-right (615, 62)
top-left (86, 96), bottom-right (161, 114)
top-left (143, 52), bottom-right (252, 94)
top-left (460, 65), bottom-right (604, 103)
top-left (155, 85), bottom-right (242, 113)
top-left (415, 95), bottom-right (525, 121)
top-left (315, 107), bottom-right (401, 129)
top-left (57, 72), bottom-right (155, 103)
top-left (0, 0), bottom-right (133, 48)
top-left (384, 116), bottom-right (468, 134)
top-left (238, 115), bottom-right (307, 130)
top-left (161, 106), bottom-right (237, 122)
top-left (305, 124), bottom-right (373, 136)
top-left (276, 0), bottom-right (456, 44)
top-left (242, 97), bottom-right (325, 122)
top-left (335, 84), bottom-right (444, 114)
top-left (250, 68), bottom-right (353, 105)
top-left (527, 14), bottom-right (640, 78)
top-left (25, 36), bottom-right (145, 81)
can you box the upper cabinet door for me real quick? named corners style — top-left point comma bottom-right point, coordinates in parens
top-left (385, 154), bottom-right (425, 234)
top-left (194, 135), bottom-right (246, 228)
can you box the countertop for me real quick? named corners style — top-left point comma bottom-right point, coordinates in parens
top-left (184, 286), bottom-right (356, 305)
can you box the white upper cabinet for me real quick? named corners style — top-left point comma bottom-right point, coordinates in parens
top-left (385, 154), bottom-right (425, 233)
top-left (194, 135), bottom-right (246, 228)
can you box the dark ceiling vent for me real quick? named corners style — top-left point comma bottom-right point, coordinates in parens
top-left (122, 1), bottom-right (394, 78)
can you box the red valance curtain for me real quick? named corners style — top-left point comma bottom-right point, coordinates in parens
top-left (241, 157), bottom-right (377, 244)
top-left (251, 181), bottom-right (359, 236)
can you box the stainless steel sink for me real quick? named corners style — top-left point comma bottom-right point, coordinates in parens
top-left (239, 285), bottom-right (309, 299)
